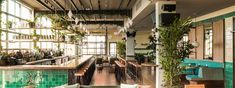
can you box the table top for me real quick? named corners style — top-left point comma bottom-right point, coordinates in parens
top-left (0, 55), bottom-right (93, 70)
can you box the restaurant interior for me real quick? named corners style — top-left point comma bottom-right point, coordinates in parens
top-left (0, 0), bottom-right (235, 88)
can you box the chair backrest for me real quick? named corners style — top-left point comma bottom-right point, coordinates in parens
top-left (96, 58), bottom-right (103, 64)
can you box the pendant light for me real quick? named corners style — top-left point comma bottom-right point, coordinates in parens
top-left (79, 22), bottom-right (83, 29)
top-left (75, 17), bottom-right (79, 25)
top-left (68, 10), bottom-right (73, 19)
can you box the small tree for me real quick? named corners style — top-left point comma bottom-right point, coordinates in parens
top-left (158, 18), bottom-right (194, 88)
top-left (117, 41), bottom-right (126, 58)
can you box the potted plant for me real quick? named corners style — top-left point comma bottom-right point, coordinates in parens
top-left (0, 52), bottom-right (9, 66)
top-left (158, 18), bottom-right (194, 88)
top-left (6, 21), bottom-right (12, 28)
top-left (117, 41), bottom-right (126, 58)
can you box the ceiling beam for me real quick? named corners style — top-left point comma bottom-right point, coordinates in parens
top-left (69, 21), bottom-right (124, 26)
top-left (119, 0), bottom-right (123, 9)
top-left (126, 0), bottom-right (132, 8)
top-left (78, 0), bottom-right (85, 10)
top-left (69, 0), bottom-right (86, 21)
top-left (35, 10), bottom-right (132, 17)
top-left (69, 0), bottom-right (78, 10)
top-left (89, 0), bottom-right (93, 10)
top-left (36, 0), bottom-right (54, 11)
top-left (52, 0), bottom-right (65, 11)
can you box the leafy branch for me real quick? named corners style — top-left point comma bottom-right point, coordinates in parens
top-left (158, 18), bottom-right (194, 88)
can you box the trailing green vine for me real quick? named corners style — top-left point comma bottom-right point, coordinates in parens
top-left (158, 18), bottom-right (194, 88)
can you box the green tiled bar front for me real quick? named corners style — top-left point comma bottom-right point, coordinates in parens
top-left (0, 70), bottom-right (68, 88)
top-left (225, 62), bottom-right (233, 88)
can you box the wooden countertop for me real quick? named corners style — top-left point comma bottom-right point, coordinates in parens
top-left (25, 56), bottom-right (69, 65)
top-left (0, 55), bottom-right (93, 70)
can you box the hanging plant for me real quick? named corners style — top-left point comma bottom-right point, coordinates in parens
top-left (49, 15), bottom-right (69, 29)
top-left (6, 21), bottom-right (13, 28)
top-left (146, 34), bottom-right (157, 63)
top-left (158, 18), bottom-right (194, 88)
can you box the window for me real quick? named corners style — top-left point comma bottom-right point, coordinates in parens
top-left (204, 23), bottom-right (213, 59)
top-left (82, 35), bottom-right (106, 55)
top-left (109, 43), bottom-right (117, 56)
top-left (20, 5), bottom-right (32, 20)
top-left (1, 0), bottom-right (7, 12)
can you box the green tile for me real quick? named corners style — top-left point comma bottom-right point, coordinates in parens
top-left (0, 70), bottom-right (68, 88)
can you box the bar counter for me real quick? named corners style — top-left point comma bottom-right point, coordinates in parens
top-left (0, 55), bottom-right (93, 70)
top-left (0, 55), bottom-right (93, 88)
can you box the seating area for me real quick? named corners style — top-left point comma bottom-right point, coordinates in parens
top-left (75, 57), bottom-right (96, 85)
top-left (182, 58), bottom-right (225, 88)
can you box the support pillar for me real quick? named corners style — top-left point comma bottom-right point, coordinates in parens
top-left (125, 29), bottom-right (136, 60)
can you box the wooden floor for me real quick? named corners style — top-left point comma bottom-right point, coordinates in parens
top-left (90, 64), bottom-right (156, 88)
top-left (90, 65), bottom-right (118, 86)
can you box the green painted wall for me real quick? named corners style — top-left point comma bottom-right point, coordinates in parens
top-left (0, 70), bottom-right (68, 88)
top-left (225, 62), bottom-right (233, 88)
top-left (192, 9), bottom-right (235, 88)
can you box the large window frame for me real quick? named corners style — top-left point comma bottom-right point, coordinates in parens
top-left (1, 0), bottom-right (34, 52)
top-left (109, 42), bottom-right (117, 57)
top-left (82, 35), bottom-right (106, 55)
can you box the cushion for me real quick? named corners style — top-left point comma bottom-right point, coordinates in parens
top-left (120, 84), bottom-right (138, 88)
top-left (54, 83), bottom-right (79, 88)
top-left (138, 85), bottom-right (151, 88)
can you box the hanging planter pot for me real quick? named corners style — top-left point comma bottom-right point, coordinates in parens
top-left (60, 35), bottom-right (65, 42)
top-left (32, 35), bottom-right (39, 41)
top-left (28, 22), bottom-right (35, 28)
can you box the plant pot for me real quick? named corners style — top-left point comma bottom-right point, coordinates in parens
top-left (0, 59), bottom-right (7, 66)
top-left (28, 22), bottom-right (35, 28)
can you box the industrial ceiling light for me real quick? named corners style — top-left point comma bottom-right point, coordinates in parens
top-left (126, 23), bottom-right (130, 29)
top-left (68, 10), bottom-right (73, 19)
top-left (79, 22), bottom-right (83, 29)
top-left (83, 26), bottom-right (86, 31)
top-left (67, 25), bottom-right (71, 30)
top-left (129, 20), bottom-right (133, 26)
top-left (75, 17), bottom-right (79, 25)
